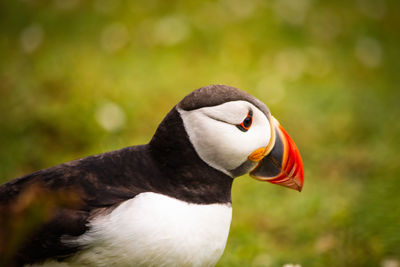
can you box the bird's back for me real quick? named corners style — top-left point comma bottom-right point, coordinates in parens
top-left (0, 145), bottom-right (153, 266)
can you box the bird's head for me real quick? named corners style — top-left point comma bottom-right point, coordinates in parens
top-left (175, 85), bottom-right (304, 191)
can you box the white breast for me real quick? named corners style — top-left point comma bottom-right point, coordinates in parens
top-left (60, 192), bottom-right (232, 267)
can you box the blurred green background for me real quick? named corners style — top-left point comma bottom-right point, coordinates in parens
top-left (1, 0), bottom-right (399, 266)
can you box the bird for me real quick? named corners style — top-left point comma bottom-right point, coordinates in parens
top-left (0, 85), bottom-right (304, 267)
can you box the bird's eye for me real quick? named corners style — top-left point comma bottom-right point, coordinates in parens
top-left (237, 110), bottom-right (253, 132)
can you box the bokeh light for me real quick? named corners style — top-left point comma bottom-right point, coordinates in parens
top-left (0, 0), bottom-right (399, 266)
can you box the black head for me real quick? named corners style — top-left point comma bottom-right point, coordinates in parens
top-left (151, 85), bottom-right (273, 177)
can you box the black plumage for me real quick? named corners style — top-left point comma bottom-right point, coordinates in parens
top-left (0, 85), bottom-right (270, 266)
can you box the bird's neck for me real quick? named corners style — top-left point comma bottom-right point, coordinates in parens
top-left (148, 107), bottom-right (233, 204)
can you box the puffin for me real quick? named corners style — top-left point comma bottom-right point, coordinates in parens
top-left (0, 85), bottom-right (304, 267)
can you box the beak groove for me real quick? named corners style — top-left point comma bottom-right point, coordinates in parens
top-left (249, 119), bottom-right (304, 192)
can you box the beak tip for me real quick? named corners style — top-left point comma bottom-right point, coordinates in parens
top-left (297, 183), bottom-right (303, 192)
top-left (295, 171), bottom-right (305, 192)
top-left (249, 121), bottom-right (305, 192)
top-left (283, 176), bottom-right (304, 192)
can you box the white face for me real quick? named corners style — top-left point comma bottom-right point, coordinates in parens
top-left (178, 100), bottom-right (272, 177)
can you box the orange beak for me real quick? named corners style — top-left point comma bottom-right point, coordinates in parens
top-left (249, 118), bottom-right (304, 192)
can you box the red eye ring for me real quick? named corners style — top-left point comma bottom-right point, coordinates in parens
top-left (237, 110), bottom-right (253, 132)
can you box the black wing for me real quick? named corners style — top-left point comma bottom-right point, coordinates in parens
top-left (0, 145), bottom-right (152, 266)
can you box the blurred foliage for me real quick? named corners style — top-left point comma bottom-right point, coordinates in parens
top-left (0, 0), bottom-right (399, 266)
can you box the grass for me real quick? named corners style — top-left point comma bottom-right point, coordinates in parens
top-left (1, 0), bottom-right (399, 266)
